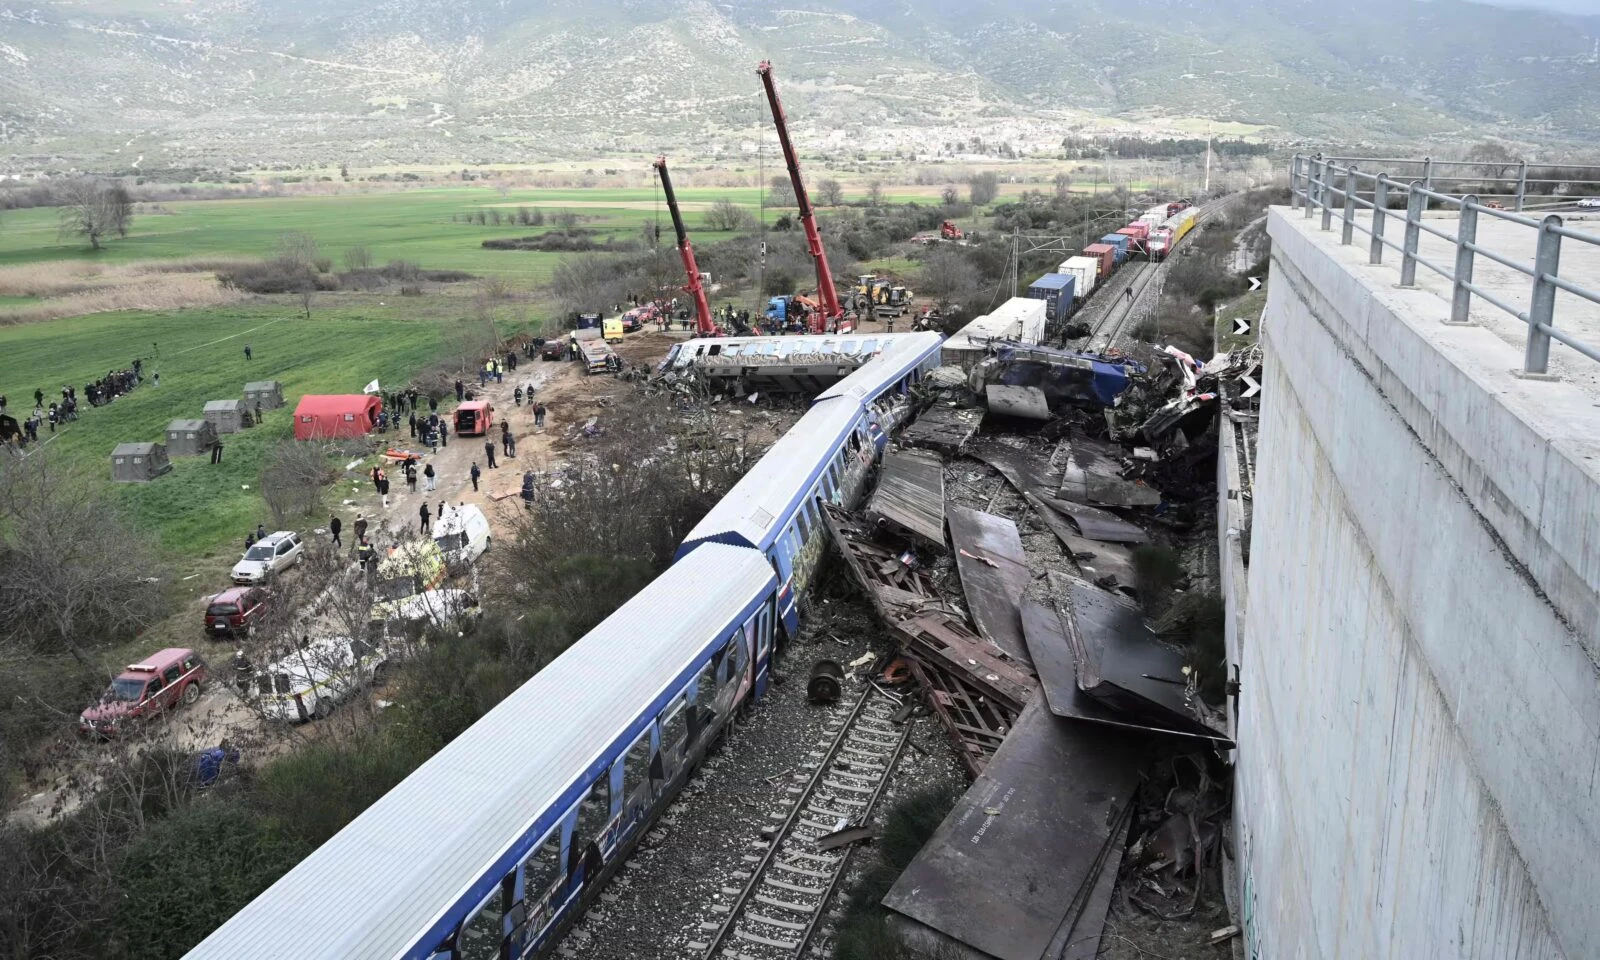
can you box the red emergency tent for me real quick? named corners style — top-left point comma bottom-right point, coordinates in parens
top-left (293, 394), bottom-right (381, 440)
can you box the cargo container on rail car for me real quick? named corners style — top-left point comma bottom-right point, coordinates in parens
top-left (1025, 273), bottom-right (1076, 323)
top-left (1057, 256), bottom-right (1100, 299)
top-left (1083, 244), bottom-right (1117, 277)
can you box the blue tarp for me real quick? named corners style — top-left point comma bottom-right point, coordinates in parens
top-left (993, 344), bottom-right (1141, 408)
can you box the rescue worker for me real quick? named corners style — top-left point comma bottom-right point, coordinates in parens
top-left (470, 462), bottom-right (482, 491)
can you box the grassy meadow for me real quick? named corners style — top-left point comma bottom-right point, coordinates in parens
top-left (0, 185), bottom-right (783, 283)
top-left (0, 301), bottom-right (509, 557)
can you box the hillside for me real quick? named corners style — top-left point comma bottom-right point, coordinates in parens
top-left (0, 0), bottom-right (1596, 168)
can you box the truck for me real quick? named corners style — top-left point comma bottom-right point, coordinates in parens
top-left (603, 317), bottom-right (625, 343)
top-left (574, 329), bottom-right (615, 373)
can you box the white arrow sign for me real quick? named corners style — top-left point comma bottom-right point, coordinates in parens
top-left (1248, 276), bottom-right (1262, 291)
top-left (1233, 317), bottom-right (1251, 336)
top-left (1239, 373), bottom-right (1262, 399)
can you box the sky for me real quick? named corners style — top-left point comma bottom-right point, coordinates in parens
top-left (1497, 0), bottom-right (1600, 12)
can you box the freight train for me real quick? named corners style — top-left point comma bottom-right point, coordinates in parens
top-left (180, 333), bottom-right (947, 960)
top-left (1030, 199), bottom-right (1200, 334)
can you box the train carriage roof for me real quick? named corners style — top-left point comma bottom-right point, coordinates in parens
top-left (185, 543), bottom-right (775, 960)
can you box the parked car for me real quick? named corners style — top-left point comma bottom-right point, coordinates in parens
top-left (251, 636), bottom-right (386, 723)
top-left (232, 531), bottom-right (303, 584)
top-left (78, 648), bottom-right (207, 737)
top-left (541, 339), bottom-right (567, 360)
top-left (204, 586), bottom-right (270, 638)
top-left (1577, 197), bottom-right (1600, 209)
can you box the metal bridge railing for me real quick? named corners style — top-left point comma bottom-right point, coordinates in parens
top-left (1289, 154), bottom-right (1600, 377)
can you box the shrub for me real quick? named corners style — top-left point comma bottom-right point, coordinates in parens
top-left (110, 801), bottom-right (307, 959)
top-left (252, 733), bottom-right (430, 849)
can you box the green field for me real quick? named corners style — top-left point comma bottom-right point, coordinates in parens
top-left (0, 302), bottom-right (503, 556)
top-left (0, 185), bottom-right (786, 283)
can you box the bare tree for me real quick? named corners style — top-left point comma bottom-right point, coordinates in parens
top-left (704, 198), bottom-right (756, 232)
top-left (865, 179), bottom-right (884, 207)
top-left (261, 440), bottom-right (337, 525)
top-left (56, 179), bottom-right (133, 250)
top-left (553, 211), bottom-right (580, 233)
top-left (941, 185), bottom-right (959, 206)
top-left (968, 172), bottom-right (1000, 206)
top-left (1463, 140), bottom-right (1522, 182)
top-left (817, 178), bottom-right (845, 206)
top-left (917, 245), bottom-right (983, 317)
top-left (1053, 171), bottom-right (1073, 200)
top-left (0, 454), bottom-right (166, 664)
top-left (276, 231), bottom-right (321, 269)
top-left (768, 175), bottom-right (797, 208)
top-left (342, 245), bottom-right (373, 272)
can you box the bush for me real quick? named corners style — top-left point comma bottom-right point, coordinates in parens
top-left (399, 284), bottom-right (423, 296)
top-left (216, 259), bottom-right (319, 294)
top-left (110, 801), bottom-right (307, 960)
top-left (833, 785), bottom-right (961, 960)
top-left (252, 733), bottom-right (430, 849)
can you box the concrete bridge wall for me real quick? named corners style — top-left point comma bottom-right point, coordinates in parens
top-left (1235, 209), bottom-right (1600, 959)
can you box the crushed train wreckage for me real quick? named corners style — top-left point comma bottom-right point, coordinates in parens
top-left (811, 340), bottom-right (1250, 959)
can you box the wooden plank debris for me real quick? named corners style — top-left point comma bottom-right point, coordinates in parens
top-left (821, 503), bottom-right (949, 623)
top-left (904, 657), bottom-right (1016, 778)
top-left (894, 611), bottom-right (1035, 713)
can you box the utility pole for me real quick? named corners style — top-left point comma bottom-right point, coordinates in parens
top-left (1204, 120), bottom-right (1214, 195)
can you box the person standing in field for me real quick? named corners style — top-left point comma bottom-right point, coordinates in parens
top-left (419, 502), bottom-right (431, 534)
top-left (244, 345), bottom-right (252, 361)
top-left (329, 515), bottom-right (343, 548)
top-left (470, 462), bottom-right (482, 491)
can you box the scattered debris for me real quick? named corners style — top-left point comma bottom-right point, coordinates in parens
top-left (901, 403), bottom-right (983, 453)
top-left (883, 699), bottom-right (1148, 960)
top-left (822, 503), bottom-right (951, 623)
top-left (807, 659), bottom-right (844, 704)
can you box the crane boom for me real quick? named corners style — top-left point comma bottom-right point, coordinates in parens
top-left (653, 156), bottom-right (718, 339)
top-left (757, 60), bottom-right (842, 332)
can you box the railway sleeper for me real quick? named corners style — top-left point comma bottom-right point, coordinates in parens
top-left (746, 911), bottom-right (808, 932)
top-left (756, 893), bottom-right (816, 914)
top-left (734, 929), bottom-right (800, 950)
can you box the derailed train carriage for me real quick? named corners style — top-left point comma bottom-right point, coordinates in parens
top-left (183, 332), bottom-right (945, 960)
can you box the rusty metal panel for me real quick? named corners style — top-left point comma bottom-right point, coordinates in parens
top-left (946, 504), bottom-right (1032, 666)
top-left (866, 448), bottom-right (946, 550)
top-left (894, 611), bottom-right (1035, 713)
top-left (882, 699), bottom-right (1146, 960)
top-left (902, 404), bottom-right (984, 452)
top-left (984, 384), bottom-right (1051, 421)
top-left (906, 657), bottom-right (1014, 778)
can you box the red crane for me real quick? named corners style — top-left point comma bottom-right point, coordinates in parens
top-left (757, 60), bottom-right (843, 334)
top-left (654, 156), bottom-right (718, 339)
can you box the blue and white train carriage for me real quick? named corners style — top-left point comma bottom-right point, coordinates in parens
top-left (675, 333), bottom-right (943, 679)
top-left (183, 332), bottom-right (946, 960)
top-left (185, 544), bottom-right (779, 960)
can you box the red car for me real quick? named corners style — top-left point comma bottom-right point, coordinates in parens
top-left (204, 586), bottom-right (270, 638)
top-left (78, 648), bottom-right (208, 738)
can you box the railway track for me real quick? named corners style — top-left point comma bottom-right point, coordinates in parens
top-left (694, 685), bottom-right (911, 960)
top-left (1081, 197), bottom-right (1229, 354)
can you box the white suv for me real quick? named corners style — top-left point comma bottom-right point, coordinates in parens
top-left (232, 531), bottom-right (303, 584)
top-left (1576, 197), bottom-right (1600, 209)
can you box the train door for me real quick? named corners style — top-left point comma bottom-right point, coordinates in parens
top-left (747, 601), bottom-right (775, 696)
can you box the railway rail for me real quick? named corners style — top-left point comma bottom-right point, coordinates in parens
top-left (694, 685), bottom-right (912, 959)
top-left (1080, 197), bottom-right (1228, 353)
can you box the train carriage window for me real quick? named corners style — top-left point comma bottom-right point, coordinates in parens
top-left (521, 829), bottom-right (564, 904)
top-left (695, 654), bottom-right (720, 713)
top-left (569, 778), bottom-right (611, 878)
top-left (621, 730), bottom-right (653, 816)
top-left (795, 508), bottom-right (812, 544)
top-left (726, 629), bottom-right (749, 690)
top-left (458, 882), bottom-right (507, 960)
top-left (689, 660), bottom-right (718, 744)
top-left (660, 697), bottom-right (688, 775)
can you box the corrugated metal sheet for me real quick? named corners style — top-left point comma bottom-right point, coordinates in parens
top-left (679, 398), bottom-right (860, 552)
top-left (184, 544), bottom-right (775, 960)
top-left (865, 448), bottom-right (946, 548)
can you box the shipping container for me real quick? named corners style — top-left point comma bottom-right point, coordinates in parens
top-left (1026, 273), bottom-right (1076, 323)
top-left (1099, 235), bottom-right (1129, 264)
top-left (1057, 255), bottom-right (1100, 299)
top-left (1118, 222), bottom-right (1150, 241)
top-left (1164, 207), bottom-right (1199, 252)
top-left (1083, 244), bottom-right (1116, 278)
top-left (941, 297), bottom-right (1049, 371)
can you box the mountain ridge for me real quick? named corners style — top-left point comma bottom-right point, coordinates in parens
top-left (0, 0), bottom-right (1596, 169)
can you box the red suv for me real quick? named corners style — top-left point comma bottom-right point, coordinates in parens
top-left (204, 586), bottom-right (270, 638)
top-left (78, 648), bottom-right (207, 738)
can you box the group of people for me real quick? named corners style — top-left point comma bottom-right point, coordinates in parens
top-left (1, 362), bottom-right (148, 449)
